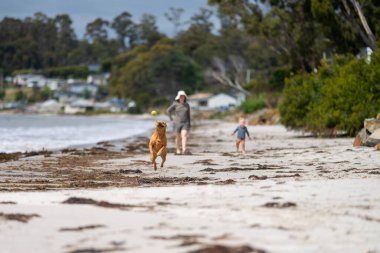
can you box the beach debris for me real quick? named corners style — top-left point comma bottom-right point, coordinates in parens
top-left (137, 176), bottom-right (212, 185)
top-left (354, 118), bottom-right (380, 147)
top-left (189, 244), bottom-right (266, 253)
top-left (0, 212), bottom-right (40, 223)
top-left (201, 167), bottom-right (255, 173)
top-left (24, 149), bottom-right (52, 157)
top-left (68, 246), bottom-right (126, 253)
top-left (272, 173), bottom-right (301, 178)
top-left (119, 169), bottom-right (143, 174)
top-left (151, 234), bottom-right (204, 247)
top-left (96, 141), bottom-right (115, 147)
top-left (61, 148), bottom-right (77, 153)
top-left (125, 137), bottom-right (150, 154)
top-left (62, 197), bottom-right (152, 210)
top-left (248, 175), bottom-right (268, 180)
top-left (192, 159), bottom-right (218, 166)
top-left (262, 202), bottom-right (297, 208)
top-left (59, 224), bottom-right (106, 232)
top-left (217, 179), bottom-right (236, 185)
top-left (0, 152), bottom-right (21, 163)
top-left (0, 201), bottom-right (17, 204)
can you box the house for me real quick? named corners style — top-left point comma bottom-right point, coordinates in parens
top-left (93, 98), bottom-right (136, 113)
top-left (67, 83), bottom-right (98, 98)
top-left (36, 99), bottom-right (63, 114)
top-left (88, 63), bottom-right (101, 72)
top-left (13, 74), bottom-right (47, 88)
top-left (188, 92), bottom-right (242, 111)
top-left (64, 99), bottom-right (95, 114)
top-left (87, 73), bottom-right (110, 86)
top-left (45, 78), bottom-right (66, 90)
top-left (232, 91), bottom-right (247, 106)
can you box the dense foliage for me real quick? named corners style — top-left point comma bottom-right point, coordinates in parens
top-left (109, 39), bottom-right (202, 108)
top-left (280, 51), bottom-right (380, 136)
top-left (1, 1), bottom-right (379, 129)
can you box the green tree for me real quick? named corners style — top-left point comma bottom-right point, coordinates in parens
top-left (54, 14), bottom-right (77, 66)
top-left (111, 12), bottom-right (137, 50)
top-left (110, 39), bottom-right (202, 108)
top-left (165, 7), bottom-right (185, 36)
top-left (137, 14), bottom-right (164, 46)
top-left (85, 18), bottom-right (109, 42)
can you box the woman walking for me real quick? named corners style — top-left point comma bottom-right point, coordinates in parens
top-left (167, 90), bottom-right (191, 155)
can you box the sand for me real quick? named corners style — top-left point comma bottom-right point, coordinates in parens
top-left (0, 120), bottom-right (379, 253)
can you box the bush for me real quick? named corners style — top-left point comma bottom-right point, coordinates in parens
top-left (0, 90), bottom-right (5, 100)
top-left (240, 95), bottom-right (267, 114)
top-left (15, 90), bottom-right (27, 101)
top-left (280, 52), bottom-right (380, 136)
top-left (152, 96), bottom-right (170, 107)
top-left (43, 65), bottom-right (90, 78)
top-left (269, 67), bottom-right (290, 90)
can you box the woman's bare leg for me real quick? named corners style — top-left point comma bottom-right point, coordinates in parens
top-left (175, 133), bottom-right (181, 154)
top-left (181, 129), bottom-right (188, 153)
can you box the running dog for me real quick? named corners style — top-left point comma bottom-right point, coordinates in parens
top-left (149, 121), bottom-right (167, 170)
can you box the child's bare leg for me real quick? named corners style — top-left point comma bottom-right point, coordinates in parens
top-left (235, 139), bottom-right (241, 152)
top-left (241, 140), bottom-right (246, 158)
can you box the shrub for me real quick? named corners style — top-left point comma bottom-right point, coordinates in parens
top-left (43, 65), bottom-right (90, 78)
top-left (240, 95), bottom-right (266, 114)
top-left (280, 52), bottom-right (380, 136)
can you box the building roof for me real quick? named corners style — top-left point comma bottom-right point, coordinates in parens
top-left (188, 93), bottom-right (213, 100)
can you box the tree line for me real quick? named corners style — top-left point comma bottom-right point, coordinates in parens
top-left (0, 0), bottom-right (379, 114)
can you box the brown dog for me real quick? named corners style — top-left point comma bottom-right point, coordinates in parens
top-left (149, 121), bottom-right (167, 170)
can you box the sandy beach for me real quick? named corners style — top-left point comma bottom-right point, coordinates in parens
top-left (0, 120), bottom-right (379, 253)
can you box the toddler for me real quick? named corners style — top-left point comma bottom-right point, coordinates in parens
top-left (232, 118), bottom-right (251, 158)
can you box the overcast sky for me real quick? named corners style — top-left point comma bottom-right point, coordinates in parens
top-left (0, 0), bottom-right (219, 38)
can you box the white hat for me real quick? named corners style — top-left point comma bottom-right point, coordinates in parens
top-left (175, 90), bottom-right (187, 100)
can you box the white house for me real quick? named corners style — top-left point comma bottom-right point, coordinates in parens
top-left (87, 73), bottom-right (110, 86)
top-left (188, 92), bottom-right (242, 111)
top-left (64, 99), bottom-right (95, 114)
top-left (13, 74), bottom-right (46, 88)
top-left (45, 78), bottom-right (66, 90)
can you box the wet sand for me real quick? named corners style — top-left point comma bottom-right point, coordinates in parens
top-left (0, 120), bottom-right (379, 253)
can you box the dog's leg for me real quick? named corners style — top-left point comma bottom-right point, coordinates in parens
top-left (160, 147), bottom-right (167, 168)
top-left (149, 142), bottom-right (157, 170)
top-left (156, 146), bottom-right (164, 156)
top-left (153, 154), bottom-right (157, 170)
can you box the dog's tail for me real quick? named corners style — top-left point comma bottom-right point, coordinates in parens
top-left (157, 146), bottom-right (166, 156)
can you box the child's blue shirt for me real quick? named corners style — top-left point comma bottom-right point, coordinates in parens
top-left (233, 125), bottom-right (250, 140)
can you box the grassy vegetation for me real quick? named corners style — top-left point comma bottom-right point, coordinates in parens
top-left (3, 87), bottom-right (33, 102)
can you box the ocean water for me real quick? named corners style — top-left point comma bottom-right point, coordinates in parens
top-left (0, 114), bottom-right (154, 153)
